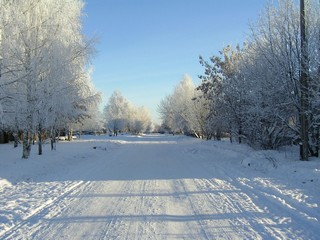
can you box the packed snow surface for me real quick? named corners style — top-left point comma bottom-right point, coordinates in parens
top-left (0, 134), bottom-right (319, 239)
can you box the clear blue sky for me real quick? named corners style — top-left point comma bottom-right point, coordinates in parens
top-left (83, 0), bottom-right (268, 124)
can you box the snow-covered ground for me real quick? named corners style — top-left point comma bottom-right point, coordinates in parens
top-left (0, 134), bottom-right (319, 239)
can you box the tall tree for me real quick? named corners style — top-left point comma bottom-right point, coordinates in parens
top-left (158, 75), bottom-right (206, 137)
top-left (0, 0), bottom-right (100, 158)
top-left (103, 91), bottom-right (152, 135)
top-left (300, 0), bottom-right (309, 160)
top-left (103, 91), bottom-right (130, 135)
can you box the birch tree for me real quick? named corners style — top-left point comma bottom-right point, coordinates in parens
top-left (103, 91), bottom-right (152, 135)
top-left (195, 0), bottom-right (320, 155)
top-left (0, 0), bottom-right (100, 158)
top-left (158, 75), bottom-right (207, 138)
top-left (103, 91), bottom-right (131, 135)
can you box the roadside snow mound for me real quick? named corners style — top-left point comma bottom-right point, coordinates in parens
top-left (0, 179), bottom-right (12, 190)
top-left (241, 150), bottom-right (279, 172)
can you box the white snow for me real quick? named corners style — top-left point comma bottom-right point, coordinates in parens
top-left (0, 134), bottom-right (319, 239)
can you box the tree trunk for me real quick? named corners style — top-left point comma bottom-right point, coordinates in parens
top-left (23, 52), bottom-right (33, 159)
top-left (314, 125), bottom-right (319, 157)
top-left (300, 0), bottom-right (309, 160)
top-left (22, 129), bottom-right (31, 159)
top-left (50, 127), bottom-right (56, 150)
top-left (38, 124), bottom-right (42, 155)
top-left (238, 124), bottom-right (243, 144)
top-left (67, 128), bottom-right (73, 141)
top-left (318, 126), bottom-right (320, 158)
top-left (13, 131), bottom-right (19, 148)
top-left (216, 129), bottom-right (222, 141)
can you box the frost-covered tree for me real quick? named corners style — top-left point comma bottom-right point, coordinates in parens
top-left (197, 42), bottom-right (295, 148)
top-left (196, 0), bottom-right (320, 155)
top-left (73, 107), bottom-right (104, 136)
top-left (103, 91), bottom-right (130, 135)
top-left (0, 0), bottom-right (100, 158)
top-left (103, 91), bottom-right (152, 135)
top-left (247, 0), bottom-right (320, 154)
top-left (197, 54), bottom-right (227, 140)
top-left (131, 106), bottom-right (153, 134)
top-left (158, 75), bottom-right (207, 138)
top-left (246, 1), bottom-right (301, 147)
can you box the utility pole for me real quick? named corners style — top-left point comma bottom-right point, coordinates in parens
top-left (300, 0), bottom-right (309, 160)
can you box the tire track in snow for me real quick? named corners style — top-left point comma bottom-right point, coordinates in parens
top-left (128, 180), bottom-right (158, 240)
top-left (174, 177), bottom-right (261, 239)
top-left (96, 181), bottom-right (135, 240)
top-left (233, 178), bottom-right (320, 239)
top-left (4, 135), bottom-right (318, 239)
top-left (198, 178), bottom-right (279, 239)
top-left (0, 180), bottom-right (89, 240)
top-left (175, 179), bottom-right (211, 240)
top-left (176, 149), bottom-right (248, 239)
top-left (6, 144), bottom-right (124, 239)
top-left (36, 181), bottom-right (101, 240)
top-left (238, 177), bottom-right (319, 223)
top-left (31, 180), bottom-right (134, 240)
top-left (39, 142), bottom-right (164, 240)
top-left (209, 162), bottom-right (320, 239)
top-left (98, 179), bottom-right (163, 239)
top-left (185, 142), bottom-right (320, 239)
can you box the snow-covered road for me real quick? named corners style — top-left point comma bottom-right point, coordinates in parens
top-left (0, 135), bottom-right (319, 239)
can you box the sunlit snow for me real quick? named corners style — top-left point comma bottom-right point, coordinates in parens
top-left (0, 134), bottom-right (319, 239)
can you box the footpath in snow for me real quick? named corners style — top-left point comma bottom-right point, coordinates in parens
top-left (0, 134), bottom-right (319, 239)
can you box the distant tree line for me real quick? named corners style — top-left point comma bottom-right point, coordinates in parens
top-left (158, 0), bottom-right (320, 160)
top-left (103, 91), bottom-right (153, 135)
top-left (0, 0), bottom-right (101, 158)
